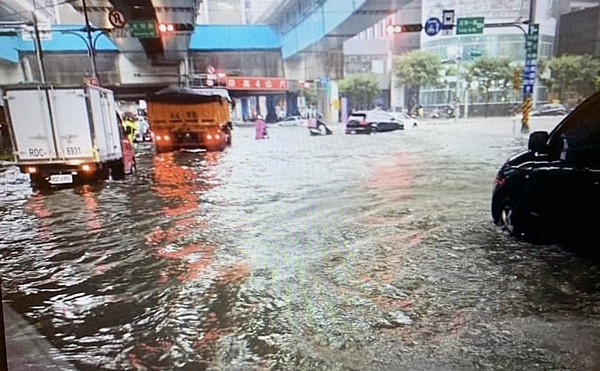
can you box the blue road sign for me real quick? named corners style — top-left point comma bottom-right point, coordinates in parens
top-left (523, 84), bottom-right (533, 94)
top-left (524, 65), bottom-right (536, 73)
top-left (523, 77), bottom-right (534, 84)
top-left (424, 17), bottom-right (442, 36)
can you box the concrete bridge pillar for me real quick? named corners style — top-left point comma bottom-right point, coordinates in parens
top-left (284, 49), bottom-right (342, 123)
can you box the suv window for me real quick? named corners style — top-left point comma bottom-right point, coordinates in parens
top-left (560, 101), bottom-right (600, 142)
top-left (349, 114), bottom-right (366, 121)
top-left (553, 94), bottom-right (600, 163)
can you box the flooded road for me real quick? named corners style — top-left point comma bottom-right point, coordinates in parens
top-left (2, 117), bottom-right (600, 370)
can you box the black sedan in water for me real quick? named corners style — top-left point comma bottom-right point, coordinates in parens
top-left (346, 110), bottom-right (404, 134)
top-left (492, 91), bottom-right (600, 242)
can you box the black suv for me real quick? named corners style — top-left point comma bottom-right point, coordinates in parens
top-left (492, 91), bottom-right (600, 241)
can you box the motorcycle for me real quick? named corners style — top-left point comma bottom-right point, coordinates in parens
top-left (134, 130), bottom-right (153, 143)
top-left (308, 118), bottom-right (333, 136)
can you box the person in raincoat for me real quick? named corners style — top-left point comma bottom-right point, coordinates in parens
top-left (122, 115), bottom-right (137, 143)
top-left (255, 114), bottom-right (267, 140)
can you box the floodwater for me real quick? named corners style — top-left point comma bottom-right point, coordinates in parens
top-left (1, 117), bottom-right (600, 370)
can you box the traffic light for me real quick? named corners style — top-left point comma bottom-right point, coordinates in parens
top-left (400, 24), bottom-right (423, 32)
top-left (158, 23), bottom-right (194, 33)
top-left (386, 24), bottom-right (423, 34)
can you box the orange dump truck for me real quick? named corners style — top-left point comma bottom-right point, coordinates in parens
top-left (147, 86), bottom-right (233, 152)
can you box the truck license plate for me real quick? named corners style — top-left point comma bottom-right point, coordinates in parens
top-left (49, 174), bottom-right (73, 184)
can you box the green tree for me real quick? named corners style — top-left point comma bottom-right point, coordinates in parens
top-left (302, 86), bottom-right (317, 107)
top-left (467, 57), bottom-right (512, 116)
top-left (393, 50), bottom-right (442, 112)
top-left (546, 54), bottom-right (600, 102)
top-left (338, 73), bottom-right (380, 110)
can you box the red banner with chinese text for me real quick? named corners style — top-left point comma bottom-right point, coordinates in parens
top-left (223, 77), bottom-right (288, 91)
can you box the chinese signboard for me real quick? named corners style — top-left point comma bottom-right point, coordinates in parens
top-left (224, 77), bottom-right (288, 91)
top-left (456, 17), bottom-right (484, 35)
top-left (129, 20), bottom-right (157, 39)
top-left (523, 24), bottom-right (540, 95)
top-left (525, 24), bottom-right (539, 60)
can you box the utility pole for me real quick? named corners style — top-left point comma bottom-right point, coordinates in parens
top-left (455, 35), bottom-right (461, 124)
top-left (521, 0), bottom-right (536, 133)
top-left (82, 0), bottom-right (98, 82)
top-left (32, 0), bottom-right (46, 83)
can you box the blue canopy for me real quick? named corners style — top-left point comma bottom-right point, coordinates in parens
top-left (189, 24), bottom-right (281, 51)
top-left (0, 24), bottom-right (118, 62)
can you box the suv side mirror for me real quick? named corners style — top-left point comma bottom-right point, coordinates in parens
top-left (528, 131), bottom-right (549, 153)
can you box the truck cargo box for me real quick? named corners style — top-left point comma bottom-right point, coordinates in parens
top-left (147, 86), bottom-right (232, 152)
top-left (2, 84), bottom-right (134, 187)
top-left (4, 85), bottom-right (123, 164)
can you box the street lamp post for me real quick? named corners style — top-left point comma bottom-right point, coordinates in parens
top-left (60, 27), bottom-right (108, 84)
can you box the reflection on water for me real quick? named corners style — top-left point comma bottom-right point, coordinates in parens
top-left (1, 123), bottom-right (600, 370)
top-left (0, 147), bottom-right (254, 369)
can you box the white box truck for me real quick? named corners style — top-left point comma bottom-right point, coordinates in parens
top-left (2, 85), bottom-right (135, 187)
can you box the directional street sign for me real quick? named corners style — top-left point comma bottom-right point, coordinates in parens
top-left (526, 24), bottom-right (540, 60)
top-left (424, 17), bottom-right (442, 36)
top-left (528, 23), bottom-right (540, 36)
top-left (129, 20), bottom-right (158, 38)
top-left (524, 64), bottom-right (536, 74)
top-left (523, 84), bottom-right (533, 94)
top-left (522, 72), bottom-right (536, 79)
top-left (526, 52), bottom-right (538, 60)
top-left (456, 17), bottom-right (484, 35)
top-left (526, 35), bottom-right (539, 52)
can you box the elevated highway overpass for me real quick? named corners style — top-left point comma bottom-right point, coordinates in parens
top-left (0, 0), bottom-right (417, 120)
top-left (1, 0), bottom-right (412, 72)
top-left (260, 0), bottom-right (411, 60)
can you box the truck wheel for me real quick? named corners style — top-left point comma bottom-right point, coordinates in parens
top-left (95, 165), bottom-right (110, 183)
top-left (30, 174), bottom-right (49, 189)
top-left (110, 161), bottom-right (125, 180)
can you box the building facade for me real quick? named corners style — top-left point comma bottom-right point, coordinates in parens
top-left (420, 0), bottom-right (559, 116)
top-left (556, 5), bottom-right (600, 56)
top-left (343, 2), bottom-right (422, 111)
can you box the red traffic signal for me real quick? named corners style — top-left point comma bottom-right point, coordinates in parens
top-left (158, 23), bottom-right (195, 33)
